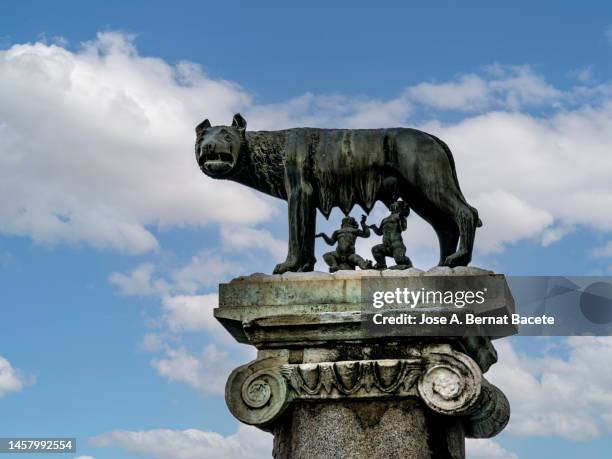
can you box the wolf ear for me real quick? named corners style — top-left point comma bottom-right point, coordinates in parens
top-left (232, 113), bottom-right (247, 130)
top-left (196, 119), bottom-right (211, 135)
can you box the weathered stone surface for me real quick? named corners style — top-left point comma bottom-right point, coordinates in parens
top-left (231, 272), bottom-right (280, 283)
top-left (423, 266), bottom-right (495, 276)
top-left (333, 269), bottom-right (381, 279)
top-left (227, 267), bottom-right (489, 283)
top-left (216, 269), bottom-right (515, 347)
top-left (273, 399), bottom-right (465, 459)
top-left (381, 267), bottom-right (424, 277)
top-left (281, 271), bottom-right (333, 281)
top-left (446, 266), bottom-right (494, 276)
top-left (423, 266), bottom-right (453, 276)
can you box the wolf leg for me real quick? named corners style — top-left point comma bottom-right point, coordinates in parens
top-left (433, 223), bottom-right (460, 266)
top-left (443, 204), bottom-right (475, 267)
top-left (274, 184), bottom-right (316, 274)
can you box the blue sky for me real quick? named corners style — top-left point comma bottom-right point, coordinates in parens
top-left (1, 2), bottom-right (612, 458)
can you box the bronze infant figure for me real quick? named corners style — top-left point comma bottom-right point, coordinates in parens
top-left (369, 201), bottom-right (412, 270)
top-left (316, 215), bottom-right (373, 272)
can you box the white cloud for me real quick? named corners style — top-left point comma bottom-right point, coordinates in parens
top-left (541, 224), bottom-right (574, 247)
top-left (109, 257), bottom-right (238, 340)
top-left (170, 251), bottom-right (243, 294)
top-left (161, 293), bottom-right (220, 333)
top-left (426, 106), bottom-right (612, 253)
top-left (248, 92), bottom-right (412, 130)
top-left (109, 249), bottom-right (243, 300)
top-left (472, 190), bottom-right (553, 253)
top-left (486, 65), bottom-right (561, 110)
top-left (0, 33), bottom-right (274, 253)
top-left (74, 456), bottom-right (96, 459)
top-left (407, 66), bottom-right (560, 112)
top-left (91, 424), bottom-right (271, 459)
top-left (407, 74), bottom-right (491, 111)
top-left (108, 252), bottom-right (248, 394)
top-left (0, 355), bottom-right (29, 397)
top-left (3, 32), bottom-right (612, 257)
top-left (151, 344), bottom-right (252, 396)
top-left (466, 439), bottom-right (518, 459)
top-left (149, 310), bottom-right (253, 394)
top-left (488, 337), bottom-right (612, 441)
top-left (140, 332), bottom-right (168, 352)
top-left (221, 226), bottom-right (286, 261)
top-left (109, 263), bottom-right (169, 296)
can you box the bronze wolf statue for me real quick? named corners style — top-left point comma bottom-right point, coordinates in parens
top-left (195, 114), bottom-right (481, 274)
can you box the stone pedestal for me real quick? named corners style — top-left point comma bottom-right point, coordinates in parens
top-left (215, 268), bottom-right (512, 459)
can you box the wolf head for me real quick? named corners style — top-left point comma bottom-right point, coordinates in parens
top-left (195, 113), bottom-right (246, 178)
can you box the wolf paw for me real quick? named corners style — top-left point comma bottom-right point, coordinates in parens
top-left (443, 250), bottom-right (471, 268)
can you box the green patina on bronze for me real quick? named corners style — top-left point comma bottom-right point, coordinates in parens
top-left (195, 114), bottom-right (482, 274)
